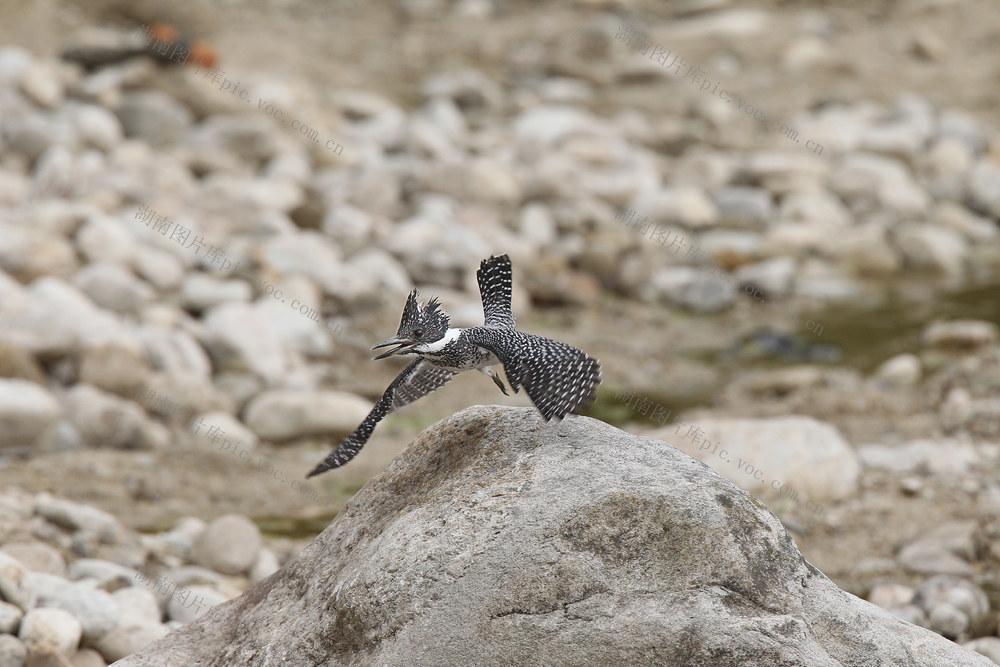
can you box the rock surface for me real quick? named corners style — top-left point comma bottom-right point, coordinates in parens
top-left (120, 407), bottom-right (987, 666)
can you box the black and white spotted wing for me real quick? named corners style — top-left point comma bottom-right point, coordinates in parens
top-left (465, 328), bottom-right (601, 421)
top-left (477, 254), bottom-right (516, 330)
top-left (306, 359), bottom-right (457, 477)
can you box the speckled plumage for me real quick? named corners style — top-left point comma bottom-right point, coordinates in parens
top-left (307, 254), bottom-right (601, 477)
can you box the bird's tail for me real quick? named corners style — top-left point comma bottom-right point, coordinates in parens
top-left (306, 433), bottom-right (366, 478)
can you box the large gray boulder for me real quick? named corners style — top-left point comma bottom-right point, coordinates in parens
top-left (119, 406), bottom-right (989, 666)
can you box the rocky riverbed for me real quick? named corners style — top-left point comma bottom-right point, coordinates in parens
top-left (2, 0), bottom-right (1000, 664)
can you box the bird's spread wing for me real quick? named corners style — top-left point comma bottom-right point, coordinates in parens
top-left (478, 254), bottom-right (516, 330)
top-left (306, 359), bottom-right (456, 477)
top-left (466, 329), bottom-right (601, 421)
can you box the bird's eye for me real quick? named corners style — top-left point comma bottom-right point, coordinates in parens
top-left (413, 328), bottom-right (423, 338)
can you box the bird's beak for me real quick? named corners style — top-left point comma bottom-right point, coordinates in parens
top-left (371, 337), bottom-right (416, 360)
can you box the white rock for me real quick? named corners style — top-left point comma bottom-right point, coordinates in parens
top-left (68, 103), bottom-right (122, 152)
top-left (18, 607), bottom-right (80, 655)
top-left (179, 273), bottom-right (251, 312)
top-left (0, 552), bottom-right (36, 612)
top-left (249, 548), bottom-right (280, 585)
top-left (135, 327), bottom-right (213, 379)
top-left (651, 416), bottom-right (859, 504)
top-left (0, 543), bottom-right (65, 577)
top-left (857, 440), bottom-right (977, 477)
top-left (868, 584), bottom-right (915, 612)
top-left (19, 62), bottom-right (64, 108)
top-left (964, 637), bottom-right (1000, 664)
top-left (514, 105), bottom-right (594, 148)
top-left (191, 514), bottom-right (262, 576)
top-left (927, 603), bottom-right (968, 638)
top-left (0, 379), bottom-right (60, 449)
top-left (75, 214), bottom-right (137, 266)
top-left (872, 354), bottom-right (921, 388)
top-left (112, 587), bottom-right (161, 626)
top-left (166, 585), bottom-right (226, 624)
top-left (829, 153), bottom-right (929, 216)
top-left (632, 186), bottom-right (718, 229)
top-left (698, 231), bottom-right (762, 267)
top-left (201, 303), bottom-right (289, 383)
top-left (243, 389), bottom-right (373, 441)
top-left (78, 342), bottom-right (150, 396)
top-left (132, 246), bottom-right (185, 291)
top-left (29, 573), bottom-right (120, 642)
top-left (93, 621), bottom-right (168, 662)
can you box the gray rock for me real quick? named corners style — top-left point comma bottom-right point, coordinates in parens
top-left (242, 389), bottom-right (371, 441)
top-left (78, 343), bottom-right (150, 397)
top-left (62, 384), bottom-right (149, 450)
top-left (67, 560), bottom-right (137, 591)
top-left (712, 186), bottom-right (773, 229)
top-left (117, 406), bottom-right (991, 666)
top-left (1, 543), bottom-right (66, 576)
top-left (0, 379), bottom-right (60, 449)
top-left (632, 186), bottom-right (718, 229)
top-left (93, 621), bottom-right (168, 663)
top-left (643, 267), bottom-right (735, 313)
top-left (191, 412), bottom-right (258, 453)
top-left (0, 550), bottom-right (37, 611)
top-left (18, 607), bottom-right (80, 656)
top-left (0, 634), bottom-right (27, 667)
top-left (116, 91), bottom-right (193, 147)
top-left (895, 223), bottom-right (967, 275)
top-left (166, 585), bottom-right (226, 624)
top-left (0, 225), bottom-right (78, 281)
top-left (0, 599), bottom-right (24, 633)
top-left (34, 494), bottom-right (126, 544)
top-left (201, 303), bottom-right (289, 383)
top-left (829, 153), bottom-right (929, 216)
top-left (71, 263), bottom-right (154, 313)
top-left (29, 573), bottom-right (120, 642)
top-left (190, 514), bottom-right (262, 576)
top-left (923, 319), bottom-right (998, 349)
top-left (927, 603), bottom-right (968, 639)
top-left (69, 103), bottom-right (123, 152)
top-left (857, 440), bottom-right (977, 477)
top-left (734, 258), bottom-right (796, 300)
top-left (70, 647), bottom-right (107, 667)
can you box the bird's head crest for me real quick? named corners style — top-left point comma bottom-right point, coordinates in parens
top-left (396, 289), bottom-right (450, 342)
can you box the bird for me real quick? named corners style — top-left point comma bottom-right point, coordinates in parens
top-left (306, 254), bottom-right (601, 477)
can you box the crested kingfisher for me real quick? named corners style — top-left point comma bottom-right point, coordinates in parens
top-left (307, 254), bottom-right (601, 477)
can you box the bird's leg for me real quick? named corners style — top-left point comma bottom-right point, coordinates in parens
top-left (481, 367), bottom-right (509, 395)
